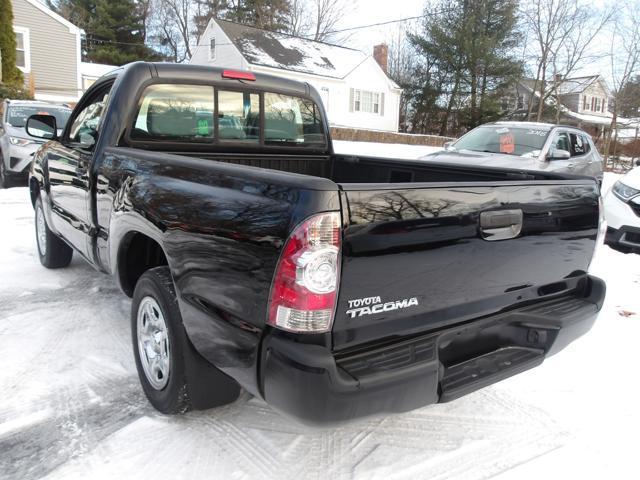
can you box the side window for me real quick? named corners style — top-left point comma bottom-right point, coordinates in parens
top-left (264, 93), bottom-right (324, 146)
top-left (569, 133), bottom-right (592, 157)
top-left (553, 132), bottom-right (570, 153)
top-left (131, 84), bottom-right (214, 142)
top-left (68, 89), bottom-right (110, 149)
top-left (217, 90), bottom-right (260, 142)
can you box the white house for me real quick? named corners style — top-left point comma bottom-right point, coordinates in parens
top-left (190, 18), bottom-right (402, 132)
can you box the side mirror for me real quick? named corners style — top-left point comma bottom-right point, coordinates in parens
top-left (443, 141), bottom-right (453, 150)
top-left (547, 149), bottom-right (570, 161)
top-left (635, 158), bottom-right (640, 167)
top-left (26, 114), bottom-right (58, 140)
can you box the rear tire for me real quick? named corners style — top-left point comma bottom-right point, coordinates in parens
top-left (131, 266), bottom-right (240, 414)
top-left (35, 196), bottom-right (73, 268)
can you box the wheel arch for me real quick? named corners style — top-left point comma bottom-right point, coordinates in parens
top-left (117, 231), bottom-right (169, 297)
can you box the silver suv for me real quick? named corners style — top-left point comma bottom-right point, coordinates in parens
top-left (0, 100), bottom-right (71, 188)
top-left (422, 122), bottom-right (604, 183)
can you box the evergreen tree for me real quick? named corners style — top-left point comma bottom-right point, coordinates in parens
top-left (407, 0), bottom-right (522, 136)
top-left (0, 0), bottom-right (23, 86)
top-left (49, 0), bottom-right (161, 65)
top-left (619, 75), bottom-right (640, 118)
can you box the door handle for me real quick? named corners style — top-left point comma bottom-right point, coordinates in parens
top-left (479, 209), bottom-right (523, 241)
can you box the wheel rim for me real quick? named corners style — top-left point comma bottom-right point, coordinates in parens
top-left (36, 205), bottom-right (47, 256)
top-left (137, 296), bottom-right (171, 390)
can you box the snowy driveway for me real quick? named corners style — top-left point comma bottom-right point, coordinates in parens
top-left (1, 184), bottom-right (639, 480)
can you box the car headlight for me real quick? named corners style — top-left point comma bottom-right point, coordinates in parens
top-left (9, 136), bottom-right (35, 147)
top-left (612, 180), bottom-right (640, 201)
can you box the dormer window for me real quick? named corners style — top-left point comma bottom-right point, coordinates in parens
top-left (209, 38), bottom-right (216, 61)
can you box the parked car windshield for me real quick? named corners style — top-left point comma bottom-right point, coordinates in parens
top-left (7, 105), bottom-right (72, 128)
top-left (452, 125), bottom-right (551, 157)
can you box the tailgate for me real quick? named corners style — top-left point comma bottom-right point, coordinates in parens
top-left (333, 180), bottom-right (599, 351)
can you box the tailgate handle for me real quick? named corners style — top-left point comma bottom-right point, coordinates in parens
top-left (479, 209), bottom-right (523, 241)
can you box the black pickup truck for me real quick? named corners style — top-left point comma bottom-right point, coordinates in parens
top-left (26, 62), bottom-right (606, 425)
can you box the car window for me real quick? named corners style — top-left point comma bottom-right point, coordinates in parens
top-left (7, 105), bottom-right (72, 128)
top-left (452, 126), bottom-right (549, 157)
top-left (132, 84), bottom-right (215, 142)
top-left (129, 85), bottom-right (325, 148)
top-left (68, 91), bottom-right (110, 149)
top-left (264, 93), bottom-right (325, 146)
top-left (569, 133), bottom-right (590, 157)
top-left (553, 132), bottom-right (570, 153)
top-left (217, 90), bottom-right (259, 142)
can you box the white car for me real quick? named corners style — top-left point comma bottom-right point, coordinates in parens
top-left (604, 166), bottom-right (640, 252)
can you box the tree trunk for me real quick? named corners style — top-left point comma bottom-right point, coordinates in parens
top-left (440, 74), bottom-right (461, 136)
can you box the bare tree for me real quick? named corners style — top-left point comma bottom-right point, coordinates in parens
top-left (287, 0), bottom-right (313, 37)
top-left (387, 24), bottom-right (418, 131)
top-left (162, 0), bottom-right (193, 59)
top-left (285, 0), bottom-right (351, 42)
top-left (604, 2), bottom-right (640, 165)
top-left (148, 0), bottom-right (193, 62)
top-left (521, 0), bottom-right (612, 122)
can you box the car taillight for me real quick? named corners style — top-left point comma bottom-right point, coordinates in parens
top-left (268, 212), bottom-right (341, 333)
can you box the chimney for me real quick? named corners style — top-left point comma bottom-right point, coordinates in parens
top-left (373, 44), bottom-right (389, 73)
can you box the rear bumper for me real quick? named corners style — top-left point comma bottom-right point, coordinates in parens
top-left (260, 275), bottom-right (605, 425)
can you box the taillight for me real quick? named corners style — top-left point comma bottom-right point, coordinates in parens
top-left (222, 69), bottom-right (256, 81)
top-left (268, 212), bottom-right (341, 333)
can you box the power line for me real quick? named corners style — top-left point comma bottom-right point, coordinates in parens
top-left (81, 12), bottom-right (440, 50)
top-left (326, 15), bottom-right (425, 35)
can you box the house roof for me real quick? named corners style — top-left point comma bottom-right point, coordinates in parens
top-left (214, 19), bottom-right (370, 80)
top-left (520, 75), bottom-right (608, 96)
top-left (556, 75), bottom-right (602, 95)
top-left (21, 0), bottom-right (82, 35)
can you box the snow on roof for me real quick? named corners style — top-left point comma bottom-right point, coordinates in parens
top-left (564, 109), bottom-right (613, 125)
top-left (556, 75), bottom-right (601, 95)
top-left (80, 62), bottom-right (117, 79)
top-left (216, 19), bottom-right (368, 79)
top-left (520, 75), bottom-right (607, 96)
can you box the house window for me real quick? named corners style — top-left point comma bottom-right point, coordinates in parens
top-left (209, 37), bottom-right (216, 61)
top-left (351, 89), bottom-right (383, 115)
top-left (582, 96), bottom-right (588, 111)
top-left (602, 97), bottom-right (607, 112)
top-left (591, 97), bottom-right (596, 111)
top-left (13, 27), bottom-right (30, 73)
top-left (595, 97), bottom-right (601, 112)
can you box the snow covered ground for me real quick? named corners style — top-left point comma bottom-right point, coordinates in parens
top-left (333, 140), bottom-right (442, 159)
top-left (1, 172), bottom-right (639, 480)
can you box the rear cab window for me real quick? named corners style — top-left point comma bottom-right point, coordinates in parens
top-left (129, 83), bottom-right (325, 149)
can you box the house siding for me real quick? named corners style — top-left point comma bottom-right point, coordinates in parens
top-left (190, 21), bottom-right (248, 70)
top-left (560, 93), bottom-right (580, 113)
top-left (12, 0), bottom-right (79, 100)
top-left (579, 82), bottom-right (610, 116)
